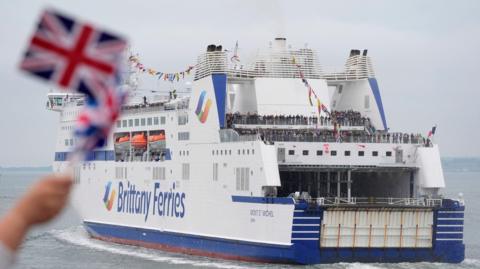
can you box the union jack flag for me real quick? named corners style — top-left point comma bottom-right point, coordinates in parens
top-left (20, 8), bottom-right (129, 160)
top-left (20, 9), bottom-right (127, 98)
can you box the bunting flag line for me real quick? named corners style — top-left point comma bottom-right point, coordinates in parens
top-left (308, 87), bottom-right (313, 106)
top-left (292, 56), bottom-right (330, 116)
top-left (316, 98), bottom-right (321, 115)
top-left (19, 8), bottom-right (128, 161)
top-left (128, 54), bottom-right (194, 82)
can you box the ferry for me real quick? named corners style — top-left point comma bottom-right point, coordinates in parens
top-left (49, 38), bottom-right (465, 264)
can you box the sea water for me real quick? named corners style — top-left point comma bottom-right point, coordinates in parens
top-left (0, 168), bottom-right (478, 269)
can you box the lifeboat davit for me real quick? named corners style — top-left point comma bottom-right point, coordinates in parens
top-left (149, 133), bottom-right (166, 150)
top-left (114, 135), bottom-right (130, 151)
top-left (131, 133), bottom-right (147, 149)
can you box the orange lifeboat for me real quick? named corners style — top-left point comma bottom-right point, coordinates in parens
top-left (131, 133), bottom-right (147, 149)
top-left (117, 135), bottom-right (130, 143)
top-left (114, 135), bottom-right (131, 151)
top-left (148, 133), bottom-right (165, 142)
top-left (149, 132), bottom-right (166, 150)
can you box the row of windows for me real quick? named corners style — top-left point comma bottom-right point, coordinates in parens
top-left (116, 116), bottom-right (166, 129)
top-left (235, 167), bottom-right (250, 191)
top-left (64, 138), bottom-right (75, 147)
top-left (213, 163), bottom-right (219, 181)
top-left (179, 150), bottom-right (190, 156)
top-left (182, 163), bottom-right (190, 180)
top-left (289, 150), bottom-right (393, 157)
top-left (152, 167), bottom-right (166, 180)
top-left (115, 167), bottom-right (127, 179)
top-left (178, 132), bottom-right (190, 141)
top-left (61, 125), bottom-right (74, 131)
top-left (211, 149), bottom-right (255, 156)
top-left (61, 111), bottom-right (80, 117)
top-left (178, 114), bottom-right (189, 125)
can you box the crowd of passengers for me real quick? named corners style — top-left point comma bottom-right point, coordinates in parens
top-left (225, 110), bottom-right (370, 128)
top-left (236, 128), bottom-right (428, 145)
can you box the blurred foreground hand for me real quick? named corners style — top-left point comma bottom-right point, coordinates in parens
top-left (0, 174), bottom-right (72, 257)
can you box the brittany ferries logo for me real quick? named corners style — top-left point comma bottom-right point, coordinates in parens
top-left (195, 90), bottom-right (212, 123)
top-left (102, 181), bottom-right (116, 211)
top-left (102, 180), bottom-right (186, 222)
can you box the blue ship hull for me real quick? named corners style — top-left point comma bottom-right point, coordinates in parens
top-left (84, 199), bottom-right (465, 264)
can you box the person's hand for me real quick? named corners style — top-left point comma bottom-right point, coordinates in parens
top-left (0, 173), bottom-right (72, 251)
top-left (14, 174), bottom-right (73, 226)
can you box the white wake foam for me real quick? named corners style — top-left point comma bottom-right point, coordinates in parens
top-left (50, 226), bottom-right (274, 269)
top-left (48, 226), bottom-right (480, 269)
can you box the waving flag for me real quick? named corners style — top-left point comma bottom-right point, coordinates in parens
top-left (20, 8), bottom-right (128, 160)
top-left (20, 9), bottom-right (127, 98)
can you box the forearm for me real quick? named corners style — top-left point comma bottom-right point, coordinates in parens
top-left (0, 208), bottom-right (29, 252)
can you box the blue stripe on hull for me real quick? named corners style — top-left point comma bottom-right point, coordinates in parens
top-left (84, 220), bottom-right (464, 264)
top-left (84, 221), bottom-right (295, 263)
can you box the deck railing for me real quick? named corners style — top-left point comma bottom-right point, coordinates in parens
top-left (300, 197), bottom-right (443, 207)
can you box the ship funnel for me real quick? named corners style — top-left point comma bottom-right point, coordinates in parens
top-left (345, 48), bottom-right (375, 78)
top-left (273, 37), bottom-right (287, 51)
top-left (207, 44), bottom-right (216, 52)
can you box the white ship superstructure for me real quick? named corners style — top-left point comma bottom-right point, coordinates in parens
top-left (48, 38), bottom-right (465, 264)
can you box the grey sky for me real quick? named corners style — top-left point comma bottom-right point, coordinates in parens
top-left (0, 0), bottom-right (479, 166)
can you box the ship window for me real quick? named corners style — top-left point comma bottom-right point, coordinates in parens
top-left (212, 150), bottom-right (214, 155)
top-left (64, 139), bottom-right (68, 146)
top-left (135, 119), bottom-right (139, 126)
top-left (182, 163), bottom-right (190, 180)
top-left (220, 150), bottom-right (223, 155)
top-left (338, 85), bottom-right (343, 94)
top-left (213, 163), bottom-right (218, 181)
top-left (122, 120), bottom-right (127, 127)
top-left (358, 151), bottom-right (365, 156)
top-left (216, 150), bottom-right (219, 155)
top-left (247, 149), bottom-right (250, 155)
top-left (178, 132), bottom-right (190, 141)
top-left (153, 117), bottom-right (159, 125)
top-left (288, 150), bottom-right (295, 155)
top-left (116, 121), bottom-right (121, 128)
top-left (235, 167), bottom-right (250, 191)
top-left (242, 149), bottom-right (245, 155)
top-left (302, 150), bottom-right (309, 156)
top-left (69, 139), bottom-right (74, 146)
top-left (317, 150), bottom-right (323, 156)
top-left (251, 149), bottom-right (254, 155)
top-left (141, 118), bottom-right (146, 126)
top-left (178, 114), bottom-right (188, 125)
top-left (386, 151), bottom-right (392, 157)
top-left (160, 117), bottom-right (166, 124)
top-left (372, 151), bottom-right (378, 157)
top-left (153, 167), bottom-right (166, 180)
top-left (147, 118), bottom-right (152, 126)
top-left (344, 150), bottom-right (350, 156)
top-left (364, 95), bottom-right (370, 109)
top-left (331, 150), bottom-right (337, 156)
top-left (237, 149), bottom-right (240, 155)
top-left (229, 150), bottom-right (232, 155)
top-left (128, 119), bottom-right (133, 127)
